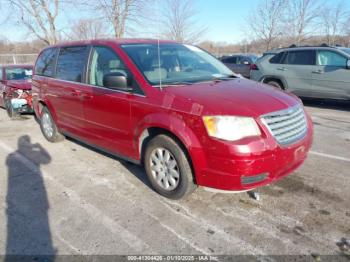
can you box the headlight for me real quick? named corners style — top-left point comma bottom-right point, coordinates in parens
top-left (203, 116), bottom-right (261, 141)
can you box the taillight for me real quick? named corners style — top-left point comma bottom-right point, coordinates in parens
top-left (250, 64), bottom-right (259, 70)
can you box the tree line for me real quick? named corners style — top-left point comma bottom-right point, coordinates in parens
top-left (0, 0), bottom-right (349, 56)
top-left (246, 0), bottom-right (350, 52)
top-left (1, 0), bottom-right (205, 46)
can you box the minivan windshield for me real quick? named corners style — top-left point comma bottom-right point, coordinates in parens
top-left (6, 67), bottom-right (33, 80)
top-left (121, 43), bottom-right (234, 86)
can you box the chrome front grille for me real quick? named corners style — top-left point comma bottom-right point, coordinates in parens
top-left (261, 105), bottom-right (307, 145)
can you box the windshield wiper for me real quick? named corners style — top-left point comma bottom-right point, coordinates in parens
top-left (212, 74), bottom-right (237, 81)
top-left (153, 81), bottom-right (194, 87)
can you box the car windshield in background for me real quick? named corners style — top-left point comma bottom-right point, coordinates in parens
top-left (121, 43), bottom-right (234, 86)
top-left (249, 55), bottom-right (258, 63)
top-left (6, 68), bottom-right (33, 80)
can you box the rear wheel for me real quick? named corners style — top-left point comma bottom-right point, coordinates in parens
top-left (144, 134), bottom-right (197, 199)
top-left (266, 80), bottom-right (283, 90)
top-left (40, 106), bottom-right (64, 142)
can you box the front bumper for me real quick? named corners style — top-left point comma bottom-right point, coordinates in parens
top-left (196, 116), bottom-right (313, 191)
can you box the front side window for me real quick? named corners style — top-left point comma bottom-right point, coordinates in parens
top-left (0, 68), bottom-right (3, 81)
top-left (35, 48), bottom-right (57, 77)
top-left (121, 43), bottom-right (233, 85)
top-left (317, 51), bottom-right (347, 67)
top-left (285, 50), bottom-right (316, 65)
top-left (56, 46), bottom-right (88, 82)
top-left (5, 67), bottom-right (33, 80)
top-left (88, 46), bottom-right (129, 87)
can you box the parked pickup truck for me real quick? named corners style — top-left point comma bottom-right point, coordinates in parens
top-left (0, 64), bottom-right (33, 118)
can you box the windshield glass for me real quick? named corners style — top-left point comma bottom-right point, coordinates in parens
top-left (121, 43), bottom-right (234, 85)
top-left (249, 55), bottom-right (258, 63)
top-left (6, 67), bottom-right (33, 80)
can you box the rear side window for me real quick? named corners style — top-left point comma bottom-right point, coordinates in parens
top-left (56, 46), bottom-right (88, 82)
top-left (239, 57), bottom-right (250, 64)
top-left (0, 68), bottom-right (2, 81)
top-left (285, 50), bottom-right (316, 65)
top-left (317, 51), bottom-right (347, 67)
top-left (269, 52), bottom-right (285, 64)
top-left (223, 57), bottom-right (237, 64)
top-left (35, 48), bottom-right (58, 77)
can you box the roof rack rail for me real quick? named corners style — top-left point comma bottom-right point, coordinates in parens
top-left (266, 43), bottom-right (342, 53)
top-left (287, 43), bottom-right (332, 48)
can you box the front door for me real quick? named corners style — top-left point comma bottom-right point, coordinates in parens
top-left (235, 56), bottom-right (252, 78)
top-left (82, 45), bottom-right (133, 157)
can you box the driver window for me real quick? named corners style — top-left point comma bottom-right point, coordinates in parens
top-left (89, 46), bottom-right (128, 87)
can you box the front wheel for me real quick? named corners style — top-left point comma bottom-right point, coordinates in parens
top-left (266, 80), bottom-right (283, 90)
top-left (144, 134), bottom-right (197, 199)
top-left (40, 106), bottom-right (64, 142)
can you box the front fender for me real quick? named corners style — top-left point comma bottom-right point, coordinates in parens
top-left (35, 98), bottom-right (59, 125)
top-left (134, 112), bottom-right (207, 181)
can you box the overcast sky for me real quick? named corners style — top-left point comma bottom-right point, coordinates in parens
top-left (1, 0), bottom-right (349, 44)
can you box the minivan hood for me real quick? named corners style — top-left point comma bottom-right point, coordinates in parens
top-left (164, 78), bottom-right (300, 118)
top-left (7, 80), bottom-right (32, 90)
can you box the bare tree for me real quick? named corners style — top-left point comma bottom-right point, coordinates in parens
top-left (89, 0), bottom-right (149, 38)
top-left (286, 0), bottom-right (320, 45)
top-left (68, 19), bottom-right (109, 40)
top-left (247, 0), bottom-right (288, 51)
top-left (8, 0), bottom-right (60, 45)
top-left (344, 16), bottom-right (350, 47)
top-left (320, 1), bottom-right (348, 45)
top-left (160, 0), bottom-right (206, 44)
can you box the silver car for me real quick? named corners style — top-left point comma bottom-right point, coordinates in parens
top-left (250, 46), bottom-right (350, 100)
top-left (220, 54), bottom-right (258, 78)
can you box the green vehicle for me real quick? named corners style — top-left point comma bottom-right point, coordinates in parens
top-left (250, 45), bottom-right (350, 100)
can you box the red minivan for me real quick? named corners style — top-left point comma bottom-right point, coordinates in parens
top-left (32, 39), bottom-right (313, 199)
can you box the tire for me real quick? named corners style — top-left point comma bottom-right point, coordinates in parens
top-left (266, 80), bottom-right (283, 90)
top-left (5, 98), bottom-right (19, 119)
top-left (40, 106), bottom-right (64, 142)
top-left (144, 134), bottom-right (197, 199)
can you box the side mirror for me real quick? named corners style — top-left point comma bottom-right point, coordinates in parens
top-left (103, 72), bottom-right (132, 91)
top-left (347, 59), bottom-right (350, 69)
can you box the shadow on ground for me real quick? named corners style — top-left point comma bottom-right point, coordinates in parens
top-left (66, 137), bottom-right (153, 190)
top-left (5, 135), bottom-right (55, 260)
top-left (302, 98), bottom-right (350, 112)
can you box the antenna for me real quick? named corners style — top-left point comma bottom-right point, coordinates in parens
top-left (156, 0), bottom-right (162, 90)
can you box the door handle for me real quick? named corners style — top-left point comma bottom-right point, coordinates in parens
top-left (80, 93), bottom-right (93, 100)
top-left (277, 67), bottom-right (287, 71)
top-left (70, 91), bottom-right (81, 97)
top-left (312, 70), bottom-right (323, 74)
